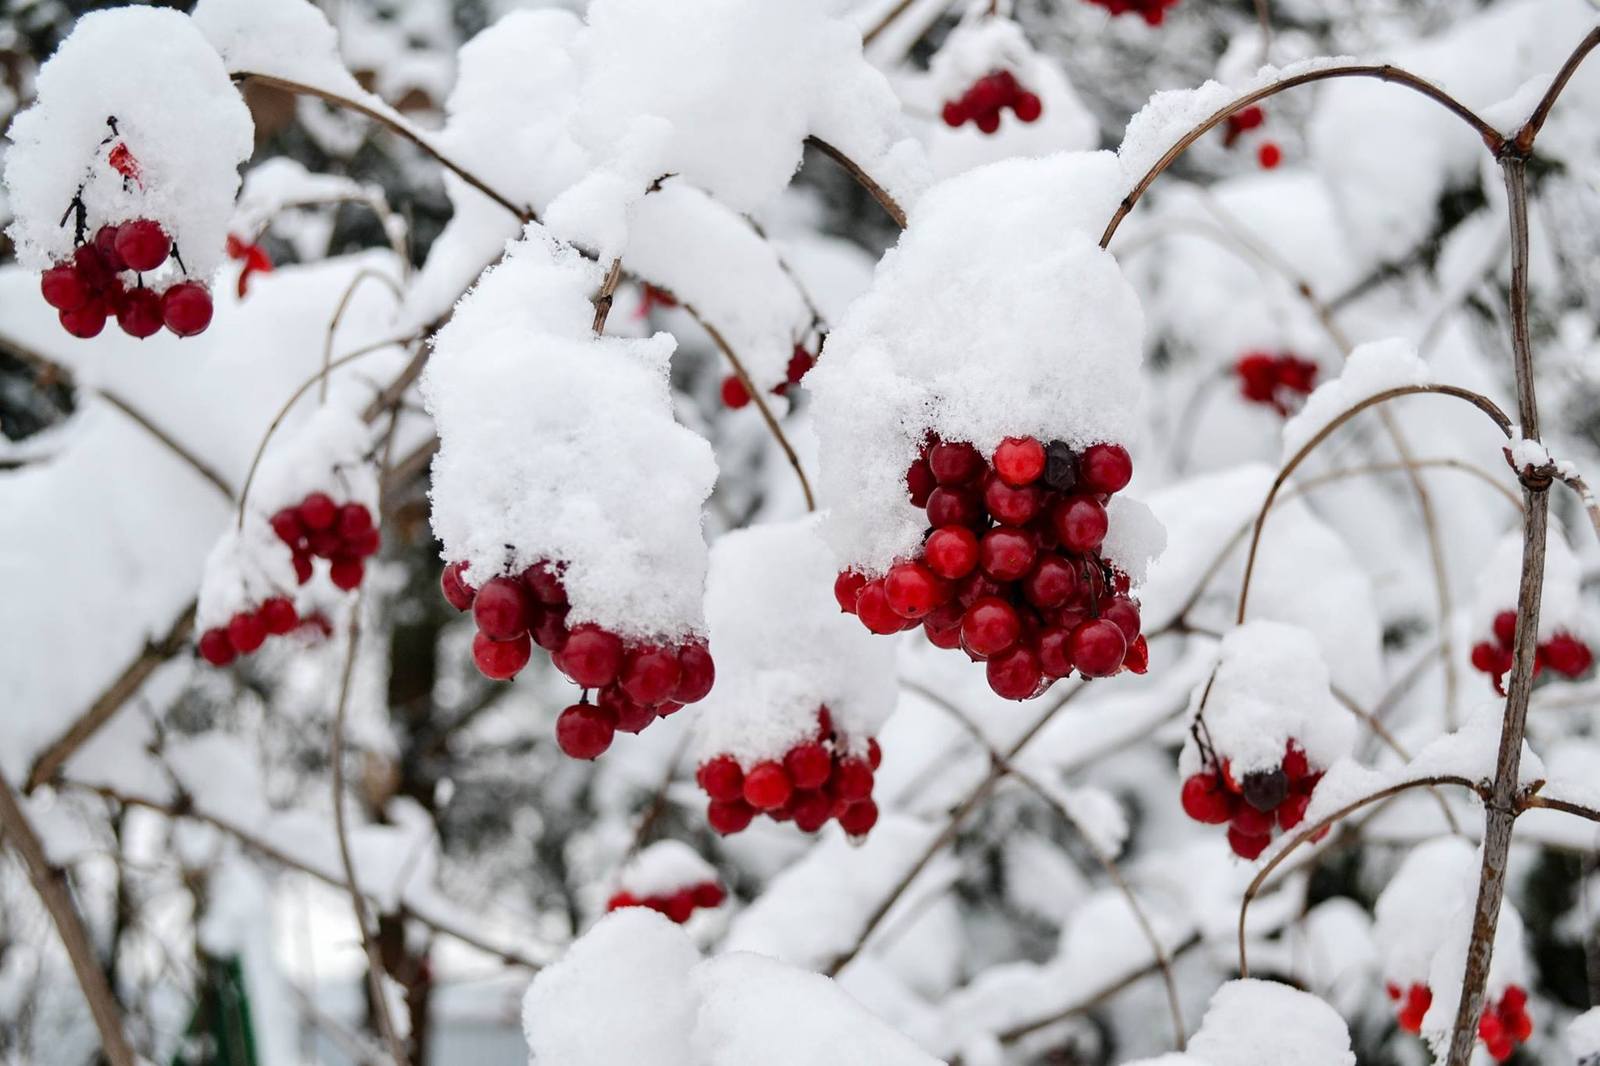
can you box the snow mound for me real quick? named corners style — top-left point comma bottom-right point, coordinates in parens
top-left (1185, 980), bottom-right (1354, 1066)
top-left (1281, 338), bottom-right (1430, 460)
top-left (616, 841), bottom-right (719, 900)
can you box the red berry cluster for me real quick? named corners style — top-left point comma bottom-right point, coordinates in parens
top-left (940, 70), bottom-right (1042, 135)
top-left (1470, 609), bottom-right (1593, 694)
top-left (1385, 982), bottom-right (1531, 1060)
top-left (271, 493), bottom-right (380, 591)
top-left (1235, 350), bottom-right (1318, 416)
top-left (1083, 0), bottom-right (1181, 25)
top-left (637, 283), bottom-right (679, 317)
top-left (694, 708), bottom-right (881, 839)
top-left (836, 437), bottom-right (1148, 700)
top-left (40, 221), bottom-right (213, 340)
top-left (226, 233), bottom-right (274, 298)
top-left (441, 560), bottom-right (715, 757)
top-left (720, 344), bottom-right (816, 409)
top-left (1222, 106), bottom-right (1265, 147)
top-left (606, 880), bottom-right (726, 924)
top-left (197, 596), bottom-right (304, 666)
top-left (1179, 740), bottom-right (1325, 859)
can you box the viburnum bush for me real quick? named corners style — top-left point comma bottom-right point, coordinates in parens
top-left (5, 2), bottom-right (1600, 1066)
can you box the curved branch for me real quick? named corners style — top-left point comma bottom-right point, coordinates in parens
top-left (805, 136), bottom-right (908, 229)
top-left (1510, 27), bottom-right (1600, 155)
top-left (1522, 793), bottom-right (1600, 824)
top-left (1101, 65), bottom-right (1504, 249)
top-left (233, 72), bottom-right (532, 224)
top-left (1328, 684), bottom-right (1460, 834)
top-left (320, 269), bottom-right (405, 404)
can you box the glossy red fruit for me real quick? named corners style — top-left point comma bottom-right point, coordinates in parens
top-left (993, 437), bottom-right (1046, 487)
top-left (111, 284), bottom-right (159, 337)
top-left (974, 109), bottom-right (1001, 134)
top-left (1276, 791), bottom-right (1311, 830)
top-left (524, 561), bottom-right (568, 606)
top-left (291, 551), bottom-right (313, 585)
top-left (1013, 92), bottom-right (1042, 122)
top-left (1257, 142), bottom-right (1282, 169)
top-left (837, 799), bottom-right (879, 837)
top-left (114, 219), bottom-right (171, 272)
top-left (556, 702), bottom-right (615, 759)
top-left (979, 528), bottom-right (1037, 582)
top-left (228, 611), bottom-right (268, 654)
top-left (40, 263), bottom-right (88, 311)
top-left (531, 607), bottom-right (571, 652)
top-left (905, 458), bottom-right (936, 508)
top-left (60, 299), bottom-right (108, 338)
top-left (1070, 619), bottom-right (1127, 678)
top-left (260, 597), bottom-right (298, 635)
top-left (834, 570), bottom-right (867, 613)
top-left (984, 478), bottom-right (1043, 526)
top-left (1079, 443), bottom-right (1133, 495)
top-left (1282, 743), bottom-right (1309, 782)
top-left (923, 602), bottom-right (964, 649)
top-left (961, 597), bottom-right (1021, 658)
top-left (941, 100), bottom-right (966, 127)
top-left (884, 561), bottom-right (947, 619)
top-left (1023, 554), bottom-right (1077, 609)
top-left (473, 631), bottom-right (532, 680)
top-left (925, 486), bottom-right (982, 528)
top-left (708, 799), bottom-right (755, 835)
top-left (621, 645), bottom-right (681, 705)
top-left (785, 742), bottom-right (832, 790)
top-left (1226, 825), bottom-right (1272, 860)
top-left (1493, 610), bottom-right (1518, 646)
top-left (1501, 986), bottom-right (1527, 1014)
top-left (1543, 633), bottom-right (1593, 677)
top-left (867, 737), bottom-right (882, 769)
top-left (297, 492), bottom-right (335, 531)
top-left (1231, 803), bottom-right (1274, 836)
top-left (1122, 634), bottom-right (1150, 674)
top-left (1101, 596), bottom-right (1141, 643)
top-left (603, 686), bottom-right (658, 734)
top-left (835, 757), bottom-right (874, 802)
top-left (854, 580), bottom-right (905, 635)
top-left (1037, 626), bottom-right (1074, 676)
top-left (924, 526), bottom-right (979, 579)
top-left (473, 576), bottom-right (530, 640)
top-left (337, 503), bottom-right (373, 541)
top-left (673, 642), bottom-right (715, 702)
top-left (693, 882), bottom-right (726, 908)
top-left (198, 628), bottom-right (236, 666)
top-left (161, 282), bottom-right (213, 337)
top-left (441, 560), bottom-right (476, 611)
top-left (987, 644), bottom-right (1043, 700)
top-left (791, 790), bottom-right (833, 832)
top-left (697, 756), bottom-right (745, 802)
top-left (928, 441), bottom-right (983, 485)
top-left (1470, 641), bottom-right (1502, 672)
top-left (92, 224), bottom-right (126, 271)
top-left (743, 761), bottom-right (793, 810)
top-left (1181, 772), bottom-right (1234, 824)
top-left (1052, 495), bottom-right (1109, 553)
top-left (558, 625), bottom-right (625, 687)
top-left (720, 375), bottom-right (750, 408)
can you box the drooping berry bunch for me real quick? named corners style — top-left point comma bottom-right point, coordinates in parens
top-left (606, 880), bottom-right (726, 924)
top-left (1235, 350), bottom-right (1318, 416)
top-left (1385, 982), bottom-right (1531, 1060)
top-left (1180, 739), bottom-right (1326, 859)
top-left (720, 343), bottom-right (816, 409)
top-left (1470, 609), bottom-right (1593, 693)
top-left (441, 559), bottom-right (715, 758)
top-left (40, 220), bottom-right (213, 340)
top-left (270, 493), bottom-right (381, 592)
top-left (940, 70), bottom-right (1042, 135)
top-left (836, 437), bottom-right (1148, 700)
top-left (197, 595), bottom-right (304, 666)
top-left (1082, 0), bottom-right (1181, 26)
top-left (694, 707), bottom-right (881, 839)
top-left (226, 233), bottom-right (274, 298)
top-left (1219, 105), bottom-right (1282, 168)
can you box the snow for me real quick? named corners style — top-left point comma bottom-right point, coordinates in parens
top-left (1184, 979), bottom-right (1355, 1066)
top-left (196, 521), bottom-right (301, 629)
top-left (1470, 526), bottom-right (1588, 642)
top-left (615, 841), bottom-right (719, 900)
top-left (1180, 621), bottom-right (1355, 778)
top-left (810, 150), bottom-right (1148, 574)
top-left (1570, 1008), bottom-right (1600, 1063)
top-left (422, 225), bottom-right (716, 642)
top-left (1372, 836), bottom-right (1481, 986)
top-left (1280, 338), bottom-right (1430, 460)
top-left (1101, 495), bottom-right (1168, 587)
top-left (3, 6), bottom-right (253, 278)
top-left (191, 0), bottom-right (369, 101)
top-left (693, 516), bottom-right (898, 765)
top-left (250, 405), bottom-right (380, 522)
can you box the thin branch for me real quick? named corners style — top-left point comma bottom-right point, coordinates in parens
top-left (1328, 685), bottom-right (1460, 834)
top-left (861, 0), bottom-right (923, 45)
top-left (320, 269), bottom-right (405, 404)
top-left (592, 258), bottom-right (624, 334)
top-left (0, 763), bottom-right (138, 1066)
top-left (804, 136), bottom-right (908, 229)
top-left (1522, 794), bottom-right (1600, 824)
top-left (1510, 27), bottom-right (1600, 154)
top-left (1552, 467), bottom-right (1600, 547)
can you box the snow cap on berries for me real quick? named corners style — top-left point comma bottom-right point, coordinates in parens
top-left (423, 224), bottom-right (716, 643)
top-left (191, 0), bottom-right (368, 100)
top-left (1180, 620), bottom-right (1355, 778)
top-left (1471, 525), bottom-right (1586, 643)
top-left (693, 516), bottom-right (897, 764)
top-left (810, 150), bottom-right (1146, 574)
top-left (3, 7), bottom-right (253, 277)
top-left (197, 520), bottom-right (301, 630)
top-left (1185, 979), bottom-right (1356, 1066)
top-left (1373, 836), bottom-right (1481, 987)
top-left (251, 405), bottom-right (379, 520)
top-left (614, 841), bottom-right (719, 901)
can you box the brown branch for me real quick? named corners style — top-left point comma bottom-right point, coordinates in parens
top-left (592, 258), bottom-right (624, 334)
top-left (0, 763), bottom-right (138, 1066)
top-left (1328, 684), bottom-right (1461, 834)
top-left (1101, 65), bottom-right (1504, 249)
top-left (320, 269), bottom-right (405, 404)
top-left (1510, 27), bottom-right (1600, 155)
top-left (233, 72), bottom-right (532, 224)
top-left (1552, 467), bottom-right (1600, 548)
top-left (997, 933), bottom-right (1205, 1045)
top-left (861, 0), bottom-right (922, 46)
top-left (1522, 793), bottom-right (1600, 824)
top-left (805, 136), bottom-right (908, 229)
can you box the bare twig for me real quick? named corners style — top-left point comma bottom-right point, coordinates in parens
top-left (592, 258), bottom-right (624, 334)
top-left (805, 136), bottom-right (908, 229)
top-left (1509, 27), bottom-right (1600, 155)
top-left (320, 269), bottom-right (405, 404)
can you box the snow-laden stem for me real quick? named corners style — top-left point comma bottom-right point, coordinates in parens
top-left (1510, 27), bottom-right (1600, 156)
top-left (0, 763), bottom-right (139, 1066)
top-left (319, 269), bottom-right (404, 404)
top-left (592, 258), bottom-right (624, 334)
top-left (805, 135), bottom-right (908, 229)
top-left (1521, 794), bottom-right (1600, 823)
top-left (1444, 154), bottom-right (1549, 1066)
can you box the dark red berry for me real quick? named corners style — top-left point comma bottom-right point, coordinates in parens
top-left (1277, 791), bottom-right (1310, 830)
top-left (1038, 626), bottom-right (1074, 676)
top-left (228, 611), bottom-right (267, 654)
top-left (854, 580), bottom-right (905, 635)
top-left (557, 625), bottom-right (624, 687)
top-left (984, 478), bottom-right (1043, 526)
top-left (473, 631), bottom-right (532, 680)
top-left (834, 570), bottom-right (867, 613)
top-left (603, 686), bottom-right (658, 734)
top-left (1079, 443), bottom-right (1133, 495)
top-left (92, 225), bottom-right (125, 272)
top-left (923, 602), bottom-right (964, 649)
top-left (925, 486), bottom-right (982, 528)
top-left (337, 503), bottom-right (373, 541)
top-left (198, 628), bottom-right (236, 666)
top-left (708, 799), bottom-right (755, 835)
top-left (696, 756), bottom-right (744, 802)
top-left (720, 375), bottom-right (751, 408)
top-left (1544, 633), bottom-right (1592, 677)
top-left (1013, 92), bottom-right (1042, 122)
top-left (993, 437), bottom-right (1046, 487)
top-left (621, 644), bottom-right (681, 705)
top-left (524, 561), bottom-right (568, 606)
top-left (1101, 596), bottom-right (1141, 643)
top-left (835, 757), bottom-right (874, 802)
top-left (1181, 772), bottom-right (1234, 824)
top-left (161, 282), bottom-right (213, 337)
top-left (1069, 619), bottom-right (1126, 678)
top-left (300, 493), bottom-right (337, 530)
top-left (884, 561), bottom-right (947, 619)
top-left (41, 263), bottom-right (88, 311)
top-left (291, 551), bottom-right (313, 585)
top-left (1052, 496), bottom-right (1108, 553)
top-left (555, 702), bottom-right (615, 759)
top-left (260, 597), bottom-right (298, 635)
top-left (60, 299), bottom-right (108, 338)
top-left (1023, 554), bottom-right (1078, 609)
top-left (941, 100), bottom-right (966, 127)
top-left (113, 219), bottom-right (171, 272)
top-left (441, 560), bottom-right (476, 611)
top-left (837, 799), bottom-right (879, 837)
top-left (743, 761), bottom-right (793, 810)
top-left (1257, 142), bottom-right (1282, 169)
top-left (929, 441), bottom-right (983, 485)
top-left (785, 742), bottom-right (832, 789)
top-left (987, 644), bottom-right (1043, 700)
top-left (924, 526), bottom-right (979, 579)
top-left (531, 606), bottom-right (570, 652)
top-left (905, 459), bottom-right (936, 508)
top-left (974, 109), bottom-right (1001, 135)
top-left (474, 576), bottom-right (530, 640)
top-left (961, 596), bottom-right (1020, 658)
top-left (979, 528), bottom-right (1036, 582)
top-left (792, 790), bottom-right (832, 832)
top-left (1227, 825), bottom-right (1272, 859)
top-left (673, 641), bottom-right (716, 702)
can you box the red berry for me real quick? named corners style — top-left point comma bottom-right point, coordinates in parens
top-left (555, 703), bottom-right (615, 759)
top-left (791, 790), bottom-right (833, 832)
top-left (1023, 554), bottom-right (1078, 609)
top-left (1101, 596), bottom-right (1141, 643)
top-left (531, 606), bottom-right (571, 652)
top-left (708, 799), bottom-right (755, 835)
top-left (291, 551), bottom-right (313, 585)
top-left (607, 892), bottom-right (637, 911)
top-left (867, 737), bottom-right (882, 769)
top-left (928, 441), bottom-right (983, 485)
top-left (440, 560), bottom-right (476, 611)
top-left (692, 882), bottom-right (726, 908)
top-left (663, 890), bottom-right (696, 923)
top-left (337, 503), bottom-right (373, 541)
top-left (1471, 641), bottom-right (1502, 672)
top-left (1079, 443), bottom-right (1133, 495)
top-left (987, 644), bottom-right (1043, 699)
top-left (113, 219), bottom-right (171, 272)
top-left (602, 686), bottom-right (658, 734)
top-left (1277, 791), bottom-right (1311, 830)
top-left (941, 100), bottom-right (967, 127)
top-left (260, 596), bottom-right (298, 635)
top-left (300, 493), bottom-right (337, 530)
top-left (1226, 825), bottom-right (1272, 859)
top-left (198, 628), bottom-right (236, 666)
top-left (621, 644), bottom-right (681, 705)
top-left (697, 756), bottom-right (745, 802)
top-left (835, 757), bottom-right (874, 802)
top-left (984, 478), bottom-right (1043, 526)
top-left (743, 761), bottom-right (793, 810)
top-left (473, 576), bottom-right (530, 640)
top-left (854, 579), bottom-right (905, 635)
top-left (473, 631), bottom-right (532, 680)
top-left (40, 263), bottom-right (88, 311)
top-left (884, 561), bottom-right (947, 619)
top-left (228, 611), bottom-right (268, 654)
top-left (993, 437), bottom-right (1046, 487)
top-left (925, 486), bottom-right (982, 528)
top-left (905, 459), bottom-right (936, 508)
top-left (785, 743), bottom-right (832, 790)
top-left (673, 641), bottom-right (715, 702)
top-left (92, 225), bottom-right (126, 272)
top-left (523, 561), bottom-right (568, 606)
top-left (1013, 92), bottom-right (1042, 122)
top-left (923, 602), bottom-right (964, 649)
top-left (1543, 633), bottom-right (1592, 677)
top-left (1122, 633), bottom-right (1150, 674)
top-left (1478, 1011), bottom-right (1504, 1046)
top-left (924, 526), bottom-right (979, 579)
top-left (961, 597), bottom-right (1020, 658)
top-left (60, 298), bottom-right (108, 338)
top-left (161, 282), bottom-right (213, 337)
top-left (1501, 986), bottom-right (1527, 1014)
top-left (979, 528), bottom-right (1036, 582)
top-left (837, 799), bottom-right (879, 837)
top-left (1181, 772), bottom-right (1235, 824)
top-left (1052, 496), bottom-right (1108, 553)
top-left (974, 109), bottom-right (1001, 135)
top-left (1282, 743), bottom-right (1309, 782)
top-left (557, 625), bottom-right (625, 687)
top-left (834, 570), bottom-right (868, 613)
top-left (112, 285), bottom-right (159, 337)
top-left (1232, 804), bottom-right (1274, 836)
top-left (786, 346), bottom-right (815, 384)
top-left (720, 375), bottom-right (750, 408)
top-left (1493, 610), bottom-right (1518, 647)
top-left (1070, 619), bottom-right (1127, 678)
top-left (1038, 626), bottom-right (1074, 676)
top-left (1257, 142), bottom-right (1282, 169)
